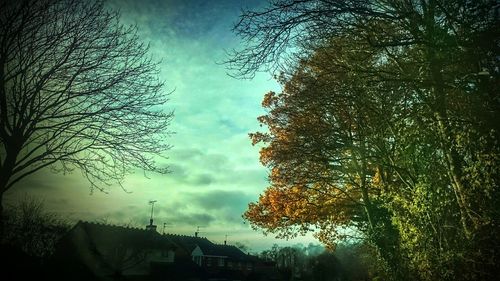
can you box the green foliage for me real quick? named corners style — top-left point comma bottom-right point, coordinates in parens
top-left (235, 1), bottom-right (499, 280)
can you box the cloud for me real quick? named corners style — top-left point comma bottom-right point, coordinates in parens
top-left (169, 148), bottom-right (204, 161)
top-left (168, 212), bottom-right (216, 226)
top-left (165, 149), bottom-right (231, 187)
top-left (188, 190), bottom-right (252, 212)
top-left (191, 174), bottom-right (214, 185)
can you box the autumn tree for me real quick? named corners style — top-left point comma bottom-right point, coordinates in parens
top-left (234, 1), bottom-right (499, 279)
top-left (0, 0), bottom-right (173, 218)
top-left (246, 37), bottom-right (408, 278)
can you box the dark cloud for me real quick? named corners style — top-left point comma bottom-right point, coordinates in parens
top-left (166, 149), bottom-right (232, 186)
top-left (219, 118), bottom-right (246, 134)
top-left (162, 212), bottom-right (216, 228)
top-left (165, 169), bottom-right (215, 186)
top-left (153, 202), bottom-right (216, 227)
top-left (149, 0), bottom-right (265, 40)
top-left (188, 190), bottom-right (252, 212)
top-left (204, 154), bottom-right (229, 172)
top-left (168, 163), bottom-right (186, 174)
top-left (140, 190), bottom-right (252, 229)
top-left (192, 174), bottom-right (214, 185)
top-left (169, 148), bottom-right (204, 161)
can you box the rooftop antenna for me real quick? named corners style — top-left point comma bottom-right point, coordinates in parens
top-left (149, 200), bottom-right (157, 225)
top-left (195, 226), bottom-right (203, 237)
top-left (146, 200), bottom-right (157, 232)
top-left (224, 234), bottom-right (231, 245)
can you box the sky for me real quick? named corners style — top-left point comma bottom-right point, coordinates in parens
top-left (4, 0), bottom-right (317, 252)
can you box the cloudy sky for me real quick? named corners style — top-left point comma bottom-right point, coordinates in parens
top-left (4, 0), bottom-right (316, 252)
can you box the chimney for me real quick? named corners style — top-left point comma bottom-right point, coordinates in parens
top-left (195, 231), bottom-right (198, 237)
top-left (224, 240), bottom-right (227, 245)
top-left (146, 224), bottom-right (157, 231)
top-left (146, 218), bottom-right (157, 231)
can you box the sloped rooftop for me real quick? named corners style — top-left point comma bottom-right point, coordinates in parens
top-left (162, 233), bottom-right (219, 255)
top-left (76, 221), bottom-right (176, 250)
top-left (68, 222), bottom-right (252, 261)
top-left (162, 233), bottom-right (250, 260)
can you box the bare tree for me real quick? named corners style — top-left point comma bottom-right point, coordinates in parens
top-left (0, 0), bottom-right (173, 217)
top-left (2, 195), bottom-right (69, 258)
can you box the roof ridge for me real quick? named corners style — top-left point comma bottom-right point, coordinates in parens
top-left (80, 220), bottom-right (145, 232)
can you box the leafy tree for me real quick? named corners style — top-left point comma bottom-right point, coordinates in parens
top-left (246, 38), bottom-right (408, 278)
top-left (306, 251), bottom-right (342, 281)
top-left (0, 0), bottom-right (173, 218)
top-left (257, 243), bottom-right (370, 281)
top-left (234, 1), bottom-right (499, 279)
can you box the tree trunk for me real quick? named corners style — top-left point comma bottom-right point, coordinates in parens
top-left (427, 45), bottom-right (475, 237)
top-left (435, 111), bottom-right (476, 238)
top-left (0, 139), bottom-right (22, 239)
top-left (423, 0), bottom-right (476, 238)
top-left (427, 45), bottom-right (475, 239)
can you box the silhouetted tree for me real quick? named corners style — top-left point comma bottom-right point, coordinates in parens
top-left (0, 0), bottom-right (173, 220)
top-left (1, 195), bottom-right (69, 258)
top-left (307, 252), bottom-right (342, 281)
top-left (334, 244), bottom-right (372, 281)
top-left (234, 241), bottom-right (250, 253)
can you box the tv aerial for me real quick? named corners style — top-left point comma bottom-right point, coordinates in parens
top-left (148, 200), bottom-right (157, 225)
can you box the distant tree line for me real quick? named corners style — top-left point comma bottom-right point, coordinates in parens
top-left (258, 243), bottom-right (372, 281)
top-left (230, 1), bottom-right (499, 280)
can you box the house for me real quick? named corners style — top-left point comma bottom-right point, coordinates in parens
top-left (49, 221), bottom-right (181, 281)
top-left (49, 221), bottom-right (282, 281)
top-left (163, 233), bottom-right (255, 280)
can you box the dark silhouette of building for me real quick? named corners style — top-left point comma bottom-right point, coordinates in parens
top-left (49, 221), bottom-right (178, 280)
top-left (48, 221), bottom-right (281, 281)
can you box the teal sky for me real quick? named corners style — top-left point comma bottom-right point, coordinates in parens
top-left (4, 0), bottom-right (316, 252)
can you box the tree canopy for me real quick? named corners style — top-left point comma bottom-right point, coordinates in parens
top-left (232, 1), bottom-right (499, 280)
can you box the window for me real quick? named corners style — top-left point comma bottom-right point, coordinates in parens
top-left (206, 257), bottom-right (212, 267)
top-left (218, 258), bottom-right (225, 267)
top-left (162, 250), bottom-right (174, 262)
top-left (193, 256), bottom-right (202, 266)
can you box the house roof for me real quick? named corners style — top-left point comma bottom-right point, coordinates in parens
top-left (162, 233), bottom-right (219, 255)
top-left (76, 221), bottom-right (177, 250)
top-left (63, 222), bottom-right (253, 263)
top-left (52, 221), bottom-right (178, 279)
top-left (162, 233), bottom-right (251, 261)
top-left (212, 244), bottom-right (250, 261)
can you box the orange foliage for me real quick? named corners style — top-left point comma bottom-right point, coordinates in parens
top-left (245, 41), bottom-right (382, 246)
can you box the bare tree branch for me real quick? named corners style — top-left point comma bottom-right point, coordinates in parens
top-left (0, 0), bottom-right (173, 200)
